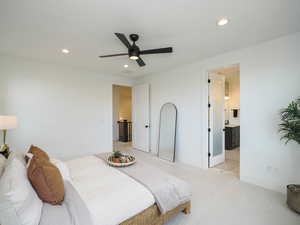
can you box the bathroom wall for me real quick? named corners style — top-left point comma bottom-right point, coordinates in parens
top-left (225, 69), bottom-right (240, 124)
top-left (112, 85), bottom-right (132, 141)
top-left (118, 86), bottom-right (132, 121)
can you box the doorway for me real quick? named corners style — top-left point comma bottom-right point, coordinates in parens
top-left (112, 85), bottom-right (133, 151)
top-left (208, 65), bottom-right (240, 177)
top-left (112, 83), bottom-right (150, 153)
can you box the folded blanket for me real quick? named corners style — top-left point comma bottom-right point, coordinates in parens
top-left (39, 181), bottom-right (94, 225)
top-left (97, 153), bottom-right (191, 214)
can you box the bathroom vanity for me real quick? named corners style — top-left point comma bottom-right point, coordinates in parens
top-left (225, 124), bottom-right (240, 150)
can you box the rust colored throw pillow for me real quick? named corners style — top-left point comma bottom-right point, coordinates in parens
top-left (27, 145), bottom-right (50, 161)
top-left (27, 156), bottom-right (65, 205)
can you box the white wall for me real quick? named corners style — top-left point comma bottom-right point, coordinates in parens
top-left (138, 65), bottom-right (205, 167)
top-left (225, 71), bottom-right (240, 124)
top-left (137, 32), bottom-right (300, 193)
top-left (0, 55), bottom-right (133, 160)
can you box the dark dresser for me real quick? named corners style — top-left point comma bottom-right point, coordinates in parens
top-left (118, 120), bottom-right (132, 142)
top-left (225, 125), bottom-right (240, 150)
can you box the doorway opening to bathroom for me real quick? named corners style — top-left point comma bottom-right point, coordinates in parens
top-left (208, 64), bottom-right (240, 177)
top-left (112, 85), bottom-right (132, 152)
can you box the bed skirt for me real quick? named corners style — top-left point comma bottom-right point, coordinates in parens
top-left (120, 201), bottom-right (191, 225)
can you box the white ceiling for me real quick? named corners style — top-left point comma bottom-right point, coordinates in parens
top-left (0, 0), bottom-right (300, 78)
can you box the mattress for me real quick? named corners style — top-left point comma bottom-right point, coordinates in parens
top-left (66, 156), bottom-right (155, 225)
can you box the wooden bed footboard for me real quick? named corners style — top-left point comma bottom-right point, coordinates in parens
top-left (120, 201), bottom-right (191, 225)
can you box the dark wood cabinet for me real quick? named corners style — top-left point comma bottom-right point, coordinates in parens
top-left (225, 126), bottom-right (240, 150)
top-left (118, 120), bottom-right (132, 142)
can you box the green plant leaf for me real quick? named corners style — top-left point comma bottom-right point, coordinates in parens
top-left (279, 97), bottom-right (300, 145)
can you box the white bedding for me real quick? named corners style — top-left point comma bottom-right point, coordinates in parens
top-left (66, 156), bottom-right (155, 225)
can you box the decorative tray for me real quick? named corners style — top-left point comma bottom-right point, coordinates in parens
top-left (107, 152), bottom-right (136, 167)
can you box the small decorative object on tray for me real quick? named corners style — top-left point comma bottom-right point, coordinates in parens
top-left (107, 151), bottom-right (136, 167)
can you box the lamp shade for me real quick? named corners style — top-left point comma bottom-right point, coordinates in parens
top-left (0, 116), bottom-right (18, 130)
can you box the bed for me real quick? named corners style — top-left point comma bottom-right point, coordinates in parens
top-left (66, 155), bottom-right (191, 225)
top-left (0, 152), bottom-right (191, 225)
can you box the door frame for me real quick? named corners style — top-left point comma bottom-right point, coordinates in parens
top-left (201, 63), bottom-right (240, 170)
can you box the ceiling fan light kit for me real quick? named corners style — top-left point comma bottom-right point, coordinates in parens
top-left (129, 56), bottom-right (139, 60)
top-left (99, 33), bottom-right (173, 67)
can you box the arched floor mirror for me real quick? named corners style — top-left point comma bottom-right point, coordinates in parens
top-left (158, 103), bottom-right (177, 162)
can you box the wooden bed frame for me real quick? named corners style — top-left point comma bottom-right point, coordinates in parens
top-left (121, 201), bottom-right (191, 225)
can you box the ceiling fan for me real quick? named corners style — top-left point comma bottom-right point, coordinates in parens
top-left (99, 33), bottom-right (173, 67)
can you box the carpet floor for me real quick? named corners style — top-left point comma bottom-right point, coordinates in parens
top-left (114, 142), bottom-right (300, 225)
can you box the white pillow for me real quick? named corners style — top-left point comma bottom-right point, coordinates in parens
top-left (0, 154), bottom-right (6, 177)
top-left (50, 158), bottom-right (72, 181)
top-left (0, 152), bottom-right (43, 225)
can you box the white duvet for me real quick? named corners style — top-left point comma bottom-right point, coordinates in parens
top-left (66, 156), bottom-right (155, 225)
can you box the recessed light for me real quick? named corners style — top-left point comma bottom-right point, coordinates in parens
top-left (217, 18), bottom-right (229, 26)
top-left (61, 49), bottom-right (70, 54)
top-left (124, 64), bottom-right (129, 68)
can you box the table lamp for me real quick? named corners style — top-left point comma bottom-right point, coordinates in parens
top-left (0, 115), bottom-right (18, 158)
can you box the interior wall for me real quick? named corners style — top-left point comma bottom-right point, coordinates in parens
top-left (0, 55), bottom-right (134, 160)
top-left (136, 32), bottom-right (300, 193)
top-left (223, 70), bottom-right (240, 124)
top-left (112, 85), bottom-right (132, 141)
top-left (118, 86), bottom-right (132, 121)
top-left (227, 71), bottom-right (240, 110)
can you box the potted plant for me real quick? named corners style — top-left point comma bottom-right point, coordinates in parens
top-left (279, 97), bottom-right (300, 213)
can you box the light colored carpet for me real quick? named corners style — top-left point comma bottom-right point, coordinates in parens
top-left (114, 142), bottom-right (300, 225)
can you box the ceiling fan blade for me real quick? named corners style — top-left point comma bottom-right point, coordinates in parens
top-left (99, 53), bottom-right (128, 58)
top-left (115, 33), bottom-right (131, 49)
top-left (140, 47), bottom-right (173, 55)
top-left (136, 57), bottom-right (146, 67)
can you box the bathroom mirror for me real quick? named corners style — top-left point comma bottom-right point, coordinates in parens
top-left (158, 103), bottom-right (177, 162)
